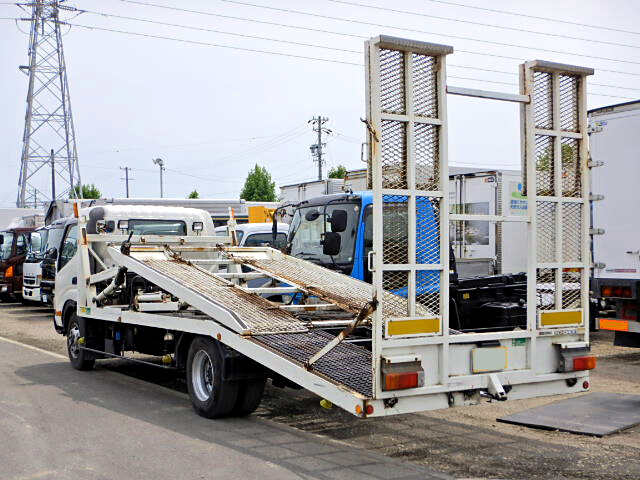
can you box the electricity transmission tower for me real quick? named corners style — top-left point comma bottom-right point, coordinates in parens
top-left (17, 0), bottom-right (81, 208)
top-left (309, 116), bottom-right (331, 180)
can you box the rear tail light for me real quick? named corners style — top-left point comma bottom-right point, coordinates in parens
top-left (384, 372), bottom-right (420, 391)
top-left (5, 266), bottom-right (13, 278)
top-left (573, 356), bottom-right (597, 371)
top-left (601, 285), bottom-right (633, 298)
top-left (381, 357), bottom-right (424, 391)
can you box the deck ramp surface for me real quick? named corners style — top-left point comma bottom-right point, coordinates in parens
top-left (141, 258), bottom-right (308, 335)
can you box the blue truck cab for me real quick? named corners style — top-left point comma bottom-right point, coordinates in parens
top-left (285, 191), bottom-right (528, 332)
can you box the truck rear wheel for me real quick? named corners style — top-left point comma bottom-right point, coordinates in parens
top-left (186, 336), bottom-right (239, 418)
top-left (66, 313), bottom-right (95, 371)
top-left (232, 378), bottom-right (266, 416)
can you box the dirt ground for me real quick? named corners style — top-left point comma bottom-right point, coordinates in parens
top-left (1, 301), bottom-right (639, 479)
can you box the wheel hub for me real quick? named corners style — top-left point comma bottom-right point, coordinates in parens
top-left (192, 350), bottom-right (214, 402)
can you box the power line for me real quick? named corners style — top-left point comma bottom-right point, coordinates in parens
top-left (220, 0), bottom-right (640, 66)
top-left (76, 7), bottom-right (362, 55)
top-left (422, 0), bottom-right (640, 37)
top-left (63, 21), bottom-right (636, 100)
top-left (111, 0), bottom-right (366, 39)
top-left (78, 5), bottom-right (640, 94)
top-left (326, 0), bottom-right (640, 51)
top-left (107, 0), bottom-right (640, 79)
top-left (65, 21), bottom-right (363, 66)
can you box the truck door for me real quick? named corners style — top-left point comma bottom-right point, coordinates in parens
top-left (54, 224), bottom-right (79, 309)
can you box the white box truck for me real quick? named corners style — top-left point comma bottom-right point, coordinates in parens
top-left (590, 100), bottom-right (640, 344)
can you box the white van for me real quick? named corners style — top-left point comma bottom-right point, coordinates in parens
top-left (214, 222), bottom-right (289, 248)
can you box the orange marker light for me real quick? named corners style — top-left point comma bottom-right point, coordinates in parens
top-left (573, 356), bottom-right (596, 371)
top-left (355, 404), bottom-right (362, 415)
top-left (5, 266), bottom-right (13, 278)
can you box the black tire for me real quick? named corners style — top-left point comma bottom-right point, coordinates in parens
top-left (66, 313), bottom-right (95, 371)
top-left (232, 378), bottom-right (266, 416)
top-left (0, 293), bottom-right (13, 302)
top-left (186, 336), bottom-right (239, 418)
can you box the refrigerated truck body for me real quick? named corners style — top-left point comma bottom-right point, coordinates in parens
top-left (590, 100), bottom-right (640, 345)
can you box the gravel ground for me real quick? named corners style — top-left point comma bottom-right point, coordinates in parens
top-left (2, 301), bottom-right (640, 479)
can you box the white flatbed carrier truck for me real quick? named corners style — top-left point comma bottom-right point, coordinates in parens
top-left (57, 36), bottom-right (596, 418)
top-left (590, 100), bottom-right (640, 346)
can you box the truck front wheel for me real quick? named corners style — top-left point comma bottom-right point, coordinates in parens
top-left (186, 337), bottom-right (239, 418)
top-left (66, 313), bottom-right (95, 371)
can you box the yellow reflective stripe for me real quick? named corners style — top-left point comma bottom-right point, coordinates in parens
top-left (540, 310), bottom-right (582, 326)
top-left (387, 318), bottom-right (440, 336)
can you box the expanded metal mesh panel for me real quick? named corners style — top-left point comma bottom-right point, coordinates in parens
top-left (414, 123), bottom-right (439, 191)
top-left (412, 53), bottom-right (438, 117)
top-left (252, 330), bottom-right (372, 397)
top-left (536, 201), bottom-right (557, 263)
top-left (382, 195), bottom-right (408, 264)
top-left (382, 270), bottom-right (409, 316)
top-left (381, 120), bottom-right (407, 189)
top-left (416, 270), bottom-right (440, 316)
top-left (535, 135), bottom-right (554, 196)
top-left (380, 48), bottom-right (405, 114)
top-left (562, 270), bottom-right (582, 309)
top-left (533, 71), bottom-right (553, 129)
top-left (140, 258), bottom-right (307, 335)
top-left (416, 196), bottom-right (440, 264)
top-left (561, 137), bottom-right (581, 197)
top-left (562, 203), bottom-right (582, 262)
top-left (559, 74), bottom-right (579, 132)
top-left (222, 250), bottom-right (374, 314)
top-left (536, 268), bottom-right (556, 311)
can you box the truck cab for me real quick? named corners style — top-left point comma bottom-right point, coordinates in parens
top-left (22, 226), bottom-right (49, 302)
top-left (53, 205), bottom-right (215, 335)
top-left (286, 191), bottom-right (527, 332)
top-left (0, 227), bottom-right (36, 302)
top-left (40, 218), bottom-right (74, 305)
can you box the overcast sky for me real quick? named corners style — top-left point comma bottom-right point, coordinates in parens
top-left (1, 0), bottom-right (639, 206)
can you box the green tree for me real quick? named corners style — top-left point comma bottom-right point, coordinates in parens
top-left (71, 184), bottom-right (101, 199)
top-left (328, 165), bottom-right (348, 179)
top-left (240, 164), bottom-right (276, 202)
top-left (188, 189), bottom-right (199, 199)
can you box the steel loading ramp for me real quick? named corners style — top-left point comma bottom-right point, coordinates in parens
top-left (221, 247), bottom-right (431, 318)
top-left (107, 248), bottom-right (374, 398)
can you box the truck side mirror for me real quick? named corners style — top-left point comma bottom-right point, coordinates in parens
top-left (329, 209), bottom-right (347, 233)
top-left (322, 232), bottom-right (341, 256)
top-left (305, 209), bottom-right (320, 222)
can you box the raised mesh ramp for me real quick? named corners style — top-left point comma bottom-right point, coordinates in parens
top-left (252, 330), bottom-right (373, 398)
top-left (223, 249), bottom-right (425, 317)
top-left (141, 258), bottom-right (308, 335)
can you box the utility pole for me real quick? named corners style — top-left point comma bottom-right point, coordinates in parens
top-left (17, 0), bottom-right (81, 207)
top-left (119, 166), bottom-right (133, 198)
top-left (309, 116), bottom-right (331, 180)
top-left (152, 158), bottom-right (165, 198)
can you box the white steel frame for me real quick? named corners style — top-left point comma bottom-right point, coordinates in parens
top-left (365, 36), bottom-right (594, 408)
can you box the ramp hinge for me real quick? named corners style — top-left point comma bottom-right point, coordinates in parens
top-left (588, 160), bottom-right (604, 168)
top-left (593, 262), bottom-right (606, 269)
top-left (590, 194), bottom-right (604, 201)
top-left (590, 228), bottom-right (605, 235)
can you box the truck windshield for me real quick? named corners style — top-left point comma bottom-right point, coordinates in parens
top-left (288, 203), bottom-right (359, 266)
top-left (128, 220), bottom-right (187, 235)
top-left (26, 230), bottom-right (48, 260)
top-left (46, 227), bottom-right (65, 255)
top-left (0, 232), bottom-right (13, 261)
